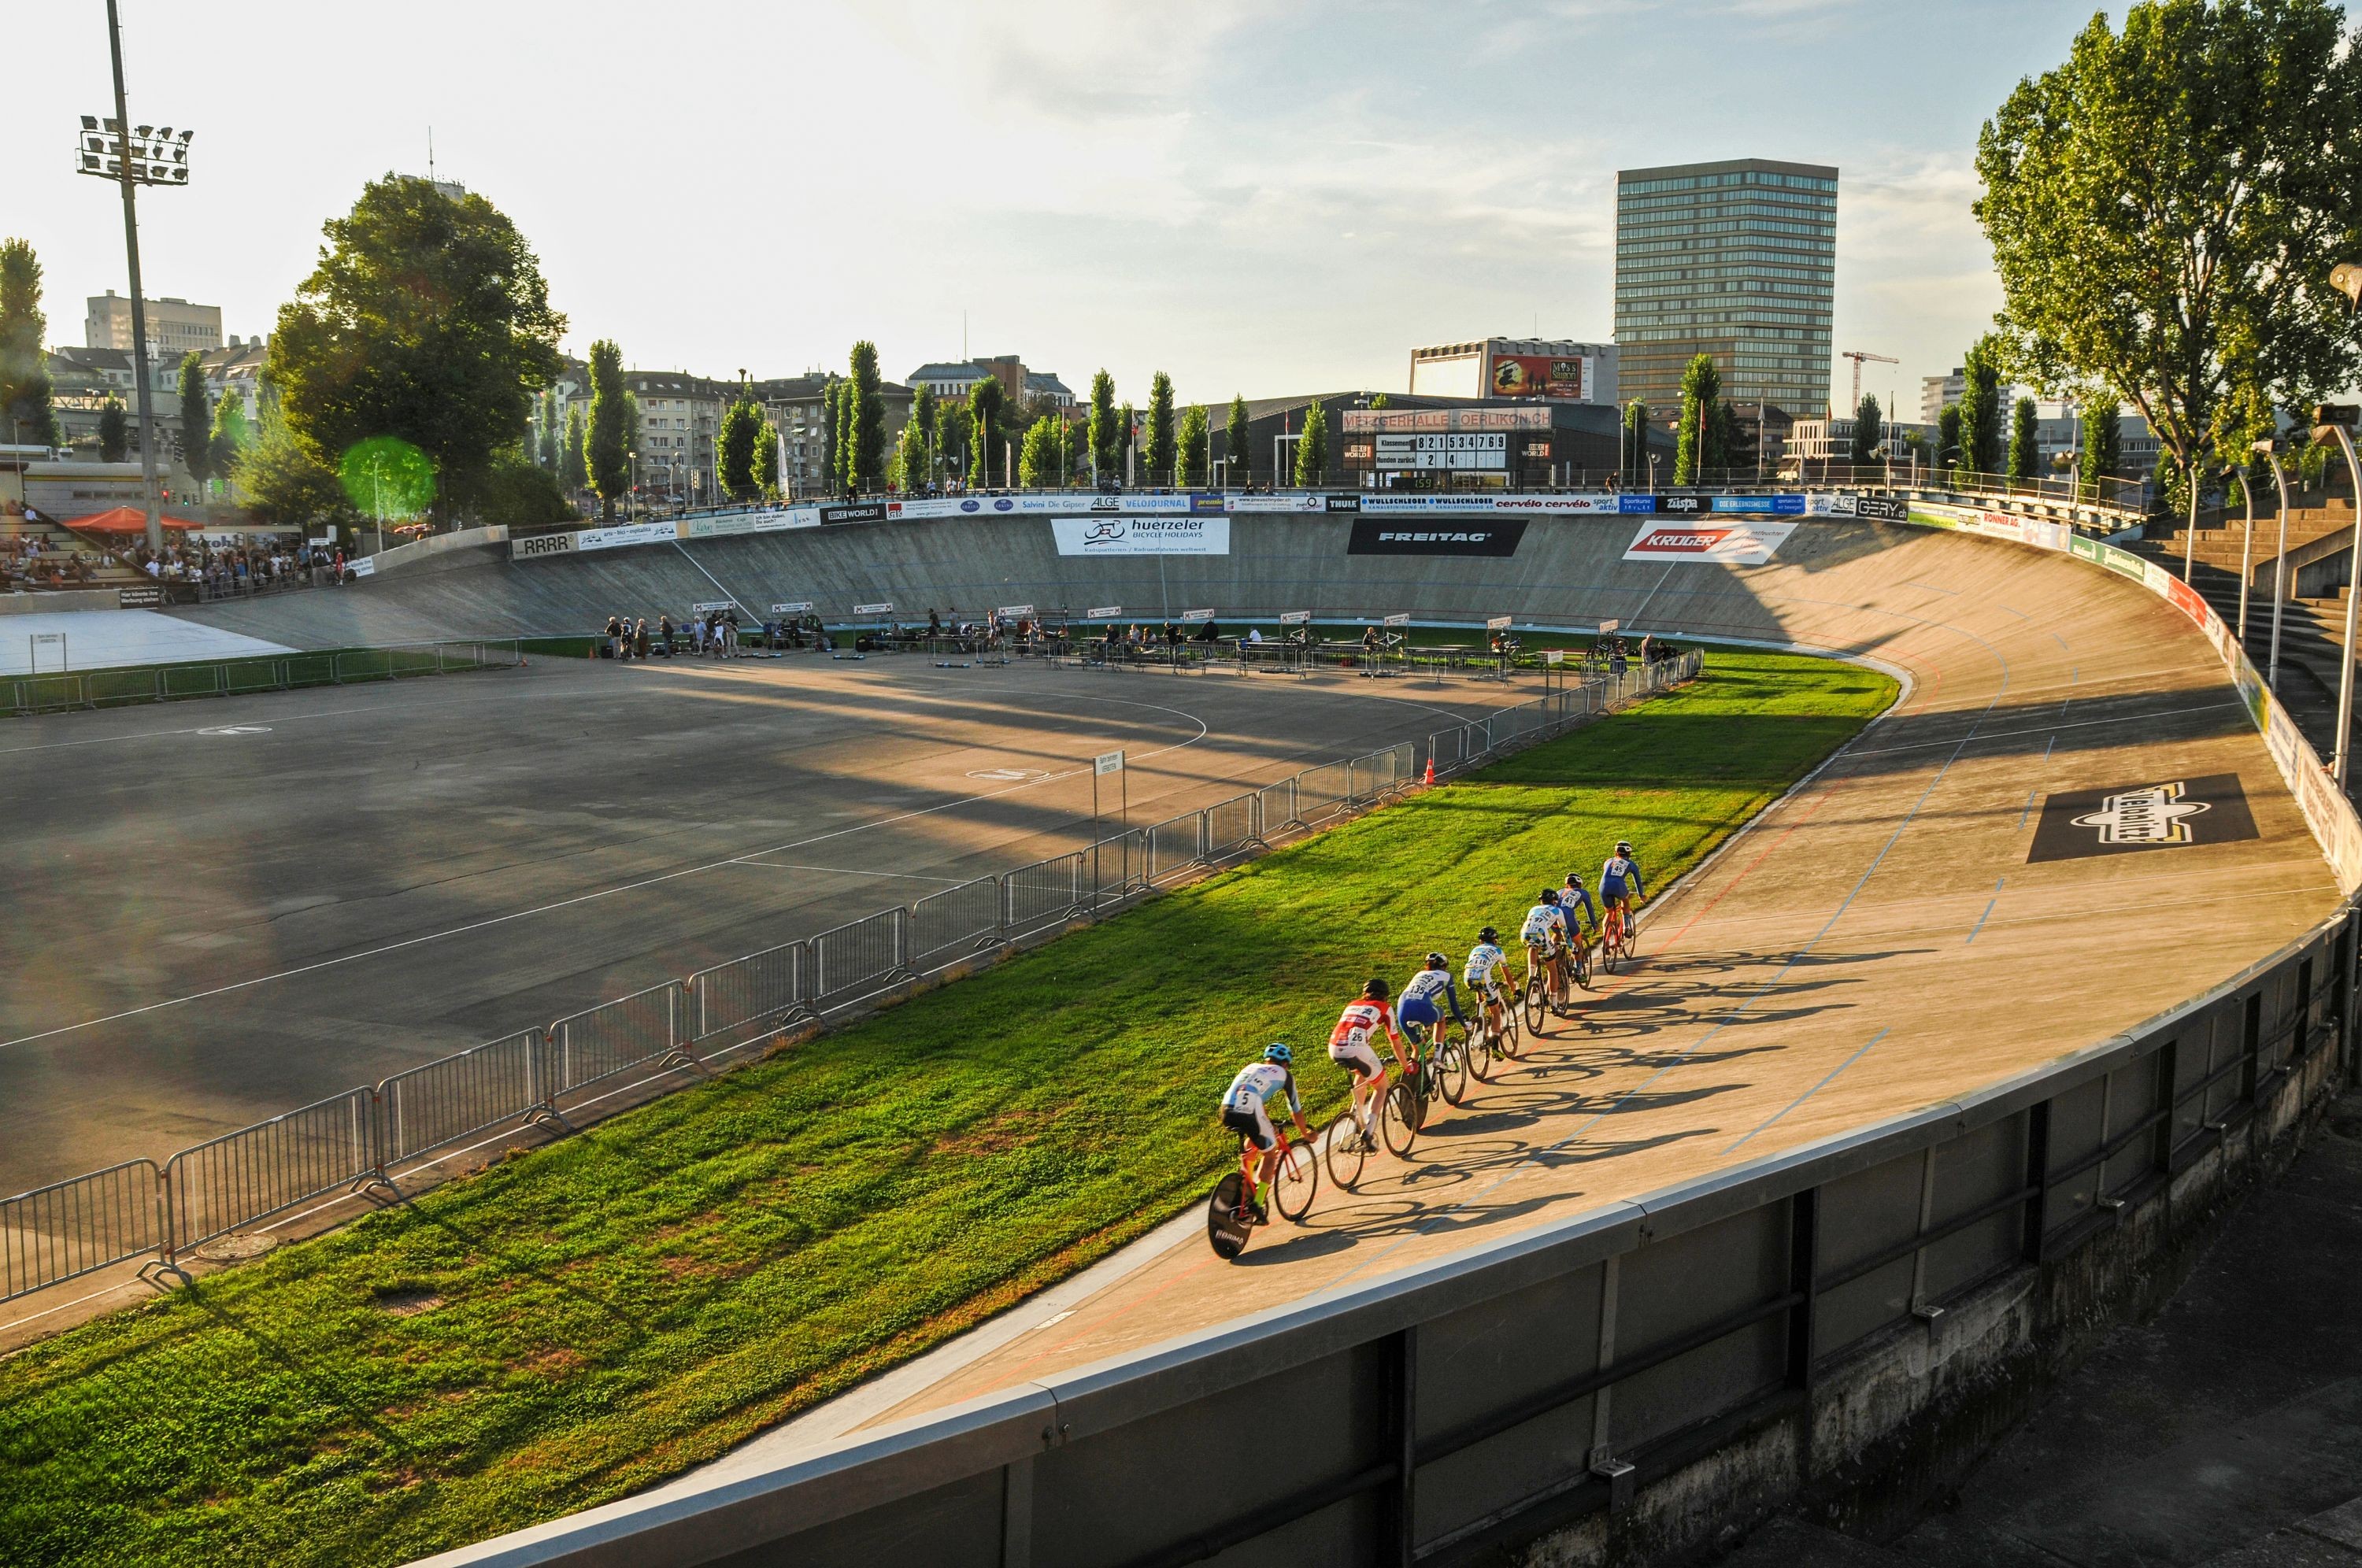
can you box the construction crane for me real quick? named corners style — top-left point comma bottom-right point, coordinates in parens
top-left (1840, 349), bottom-right (1900, 414)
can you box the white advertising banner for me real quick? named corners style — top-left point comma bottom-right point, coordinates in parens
top-left (576, 520), bottom-right (679, 553)
top-left (1489, 495), bottom-right (1621, 513)
top-left (1621, 519), bottom-right (1797, 565)
top-left (1359, 494), bottom-right (1503, 512)
top-left (1227, 494), bottom-right (1328, 513)
top-left (1051, 516), bottom-right (1231, 556)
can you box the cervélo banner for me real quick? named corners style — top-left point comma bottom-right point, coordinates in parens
top-left (1346, 519), bottom-right (1528, 557)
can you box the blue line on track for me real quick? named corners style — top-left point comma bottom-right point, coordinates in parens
top-left (2016, 788), bottom-right (2038, 830)
top-left (2043, 734), bottom-right (2056, 760)
top-left (1965, 877), bottom-right (2005, 945)
top-left (1723, 1028), bottom-right (1890, 1154)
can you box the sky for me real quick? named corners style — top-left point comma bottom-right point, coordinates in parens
top-left (7, 0), bottom-right (2105, 418)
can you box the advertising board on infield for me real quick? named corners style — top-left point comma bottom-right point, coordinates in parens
top-left (1621, 520), bottom-right (1797, 565)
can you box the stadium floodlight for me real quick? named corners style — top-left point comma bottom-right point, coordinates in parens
top-left (2309, 403), bottom-right (2362, 787)
top-left (2253, 438), bottom-right (2294, 693)
top-left (72, 0), bottom-right (194, 556)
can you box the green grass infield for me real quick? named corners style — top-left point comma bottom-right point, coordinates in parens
top-left (0, 649), bottom-right (1894, 1566)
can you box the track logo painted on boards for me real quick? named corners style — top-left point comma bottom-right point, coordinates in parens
top-left (2027, 773), bottom-right (2259, 862)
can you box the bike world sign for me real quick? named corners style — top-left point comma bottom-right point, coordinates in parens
top-left (1621, 520), bottom-right (1797, 565)
top-left (2028, 774), bottom-right (2260, 863)
top-left (1346, 519), bottom-right (1528, 557)
top-left (1051, 516), bottom-right (1231, 556)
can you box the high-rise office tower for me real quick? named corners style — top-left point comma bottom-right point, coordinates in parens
top-left (1613, 158), bottom-right (1838, 423)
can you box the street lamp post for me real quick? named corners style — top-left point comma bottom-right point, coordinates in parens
top-left (2235, 460), bottom-right (2255, 642)
top-left (2255, 438), bottom-right (2294, 693)
top-left (74, 2), bottom-right (192, 557)
top-left (2312, 408), bottom-right (2362, 788)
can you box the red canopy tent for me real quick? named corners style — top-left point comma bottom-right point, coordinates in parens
top-left (61, 506), bottom-right (205, 537)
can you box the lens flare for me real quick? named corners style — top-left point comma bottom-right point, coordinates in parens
top-left (339, 435), bottom-right (436, 520)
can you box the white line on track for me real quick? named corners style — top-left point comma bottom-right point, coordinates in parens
top-left (0, 690), bottom-right (1212, 1056)
top-left (1842, 698), bottom-right (2244, 757)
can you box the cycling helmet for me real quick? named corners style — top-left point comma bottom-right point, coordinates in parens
top-left (1564, 871), bottom-right (1586, 887)
top-left (1541, 889), bottom-right (1560, 904)
top-left (1615, 840), bottom-right (1633, 855)
top-left (1363, 977), bottom-right (1391, 1000)
top-left (1479, 926), bottom-right (1500, 945)
top-left (1264, 1042), bottom-right (1294, 1065)
top-left (1424, 951), bottom-right (1447, 968)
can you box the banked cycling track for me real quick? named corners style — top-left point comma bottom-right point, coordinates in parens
top-left (198, 507), bottom-right (2355, 1560)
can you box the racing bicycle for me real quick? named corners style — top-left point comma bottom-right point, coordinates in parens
top-left (1600, 901), bottom-right (1641, 973)
top-left (1209, 1121), bottom-right (1319, 1259)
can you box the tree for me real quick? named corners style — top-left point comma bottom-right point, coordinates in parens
top-left (98, 398), bottom-right (129, 462)
top-left (834, 380), bottom-right (858, 491)
top-left (968, 375), bottom-right (1004, 486)
top-left (718, 392), bottom-right (761, 500)
top-left (1088, 369), bottom-right (1118, 481)
top-left (892, 418), bottom-right (925, 492)
top-left (175, 352), bottom-right (213, 490)
top-left (2008, 395), bottom-right (2040, 480)
top-left (753, 420), bottom-right (780, 496)
top-left (1019, 414), bottom-right (1064, 488)
top-left (1850, 394), bottom-right (1882, 465)
top-left (455, 447), bottom-right (575, 527)
top-left (561, 405), bottom-right (588, 491)
top-left (585, 339), bottom-right (630, 518)
top-left (1709, 399), bottom-right (1742, 474)
top-left (242, 403), bottom-right (351, 530)
top-left (911, 382), bottom-right (937, 476)
top-left (1177, 403), bottom-right (1209, 486)
top-left (270, 176), bottom-right (564, 522)
top-left (1622, 399), bottom-right (1649, 484)
top-left (0, 238), bottom-right (61, 448)
top-left (1975, 0), bottom-right (2362, 492)
top-left (1144, 371), bottom-right (1175, 484)
top-left (209, 397), bottom-right (251, 486)
top-left (2081, 401), bottom-right (2123, 490)
top-left (820, 379), bottom-right (841, 488)
top-left (1294, 401), bottom-right (1328, 486)
top-left (1958, 338), bottom-right (2005, 475)
top-left (1118, 401), bottom-right (1136, 482)
top-left (938, 403), bottom-right (971, 483)
top-left (849, 341), bottom-right (885, 492)
top-left (1937, 403), bottom-right (1964, 467)
top-left (1369, 392), bottom-right (1392, 410)
top-left (535, 390), bottom-right (560, 470)
top-left (1673, 353), bottom-right (1719, 484)
top-left (1224, 395), bottom-right (1249, 486)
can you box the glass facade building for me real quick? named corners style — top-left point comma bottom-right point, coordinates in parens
top-left (1614, 158), bottom-right (1837, 424)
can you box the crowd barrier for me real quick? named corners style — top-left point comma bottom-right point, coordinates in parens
top-left (1, 639), bottom-right (524, 716)
top-left (0, 655), bottom-right (1696, 1307)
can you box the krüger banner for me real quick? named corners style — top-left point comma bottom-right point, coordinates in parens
top-left (1621, 519), bottom-right (1797, 565)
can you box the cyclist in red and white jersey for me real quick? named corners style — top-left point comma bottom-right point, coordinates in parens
top-left (1330, 978), bottom-right (1414, 1147)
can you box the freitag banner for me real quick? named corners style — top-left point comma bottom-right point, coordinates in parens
top-left (1347, 519), bottom-right (1527, 557)
top-left (1622, 519), bottom-right (1797, 564)
top-left (1051, 516), bottom-right (1231, 556)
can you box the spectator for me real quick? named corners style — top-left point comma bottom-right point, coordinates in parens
top-left (603, 615), bottom-right (623, 659)
top-left (635, 618), bottom-right (651, 658)
top-left (657, 614), bottom-right (675, 656)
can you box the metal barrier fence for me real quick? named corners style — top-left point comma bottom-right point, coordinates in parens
top-left (2, 639), bottom-right (524, 717)
top-left (454, 904), bottom-right (2354, 1568)
top-left (0, 657), bottom-right (1693, 1304)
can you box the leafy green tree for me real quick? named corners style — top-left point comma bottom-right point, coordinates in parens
top-left (1294, 402), bottom-right (1328, 486)
top-left (561, 404), bottom-right (588, 491)
top-left (893, 417), bottom-right (925, 491)
top-left (242, 402), bottom-right (350, 529)
top-left (1144, 371), bottom-right (1175, 483)
top-left (1850, 394), bottom-right (1882, 464)
top-left (753, 420), bottom-right (780, 496)
top-left (1118, 401), bottom-right (1135, 481)
top-left (456, 446), bottom-right (574, 527)
top-left (1673, 353), bottom-right (1719, 484)
top-left (2080, 401), bottom-right (2123, 490)
top-left (1019, 414), bottom-right (1064, 488)
top-left (718, 393), bottom-right (761, 500)
top-left (175, 352), bottom-right (213, 490)
top-left (2008, 395), bottom-right (2040, 479)
top-left (1975, 0), bottom-right (2362, 488)
top-left (0, 238), bottom-right (61, 448)
top-left (1177, 403), bottom-right (1209, 486)
top-left (1087, 369), bottom-right (1118, 480)
top-left (1959, 339), bottom-right (2005, 475)
top-left (1710, 400), bottom-right (1743, 473)
top-left (98, 398), bottom-right (129, 462)
top-left (938, 403), bottom-right (970, 483)
top-left (1225, 395), bottom-right (1249, 486)
top-left (820, 380), bottom-right (841, 487)
top-left (1369, 392), bottom-right (1392, 410)
top-left (209, 398), bottom-right (251, 486)
top-left (270, 176), bottom-right (564, 522)
top-left (968, 375), bottom-right (1004, 486)
top-left (535, 390), bottom-right (560, 470)
top-left (1936, 404), bottom-right (1964, 469)
top-left (835, 381), bottom-right (859, 491)
top-left (911, 383), bottom-right (937, 475)
top-left (586, 339), bottom-right (630, 518)
top-left (849, 341), bottom-right (885, 491)
top-left (1623, 399), bottom-right (1649, 483)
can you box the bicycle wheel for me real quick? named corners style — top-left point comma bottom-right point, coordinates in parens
top-left (1324, 1110), bottom-right (1368, 1190)
top-left (1436, 1034), bottom-right (1469, 1106)
top-left (1601, 922), bottom-right (1622, 974)
top-left (1498, 1004), bottom-right (1523, 1060)
top-left (1207, 1171), bottom-right (1252, 1259)
top-left (1272, 1137), bottom-right (1318, 1222)
top-left (1570, 938), bottom-right (1593, 990)
top-left (1522, 970), bottom-right (1546, 1033)
top-left (1381, 1078), bottom-right (1421, 1158)
top-left (1466, 1013), bottom-right (1497, 1082)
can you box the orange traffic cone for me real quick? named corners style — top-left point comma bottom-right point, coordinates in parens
top-left (1423, 755), bottom-right (1436, 786)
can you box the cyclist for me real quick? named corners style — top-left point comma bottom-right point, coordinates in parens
top-left (1330, 978), bottom-right (1414, 1148)
top-left (1560, 871), bottom-right (1601, 949)
top-left (1220, 1044), bottom-right (1312, 1225)
top-left (1398, 952), bottom-right (1467, 1052)
top-left (1520, 889), bottom-right (1572, 1007)
top-left (1464, 926), bottom-right (1514, 1035)
top-left (1600, 841), bottom-right (1646, 947)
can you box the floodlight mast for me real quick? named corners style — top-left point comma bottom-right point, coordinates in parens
top-left (76, 0), bottom-right (193, 557)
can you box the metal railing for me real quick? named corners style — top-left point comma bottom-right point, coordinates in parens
top-left (2, 639), bottom-right (524, 717)
top-left (0, 657), bottom-right (1694, 1303)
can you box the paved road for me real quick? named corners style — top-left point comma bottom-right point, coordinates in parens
top-left (666, 521), bottom-right (2343, 1480)
top-left (0, 655), bottom-right (1521, 1195)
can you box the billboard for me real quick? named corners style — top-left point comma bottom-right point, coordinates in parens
top-left (1621, 520), bottom-right (1797, 565)
top-left (1373, 432), bottom-right (1507, 471)
top-left (1347, 519), bottom-right (1528, 557)
top-left (1488, 353), bottom-right (1587, 401)
top-left (1051, 516), bottom-right (1231, 556)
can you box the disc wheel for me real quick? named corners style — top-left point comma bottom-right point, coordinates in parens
top-left (1207, 1171), bottom-right (1251, 1259)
